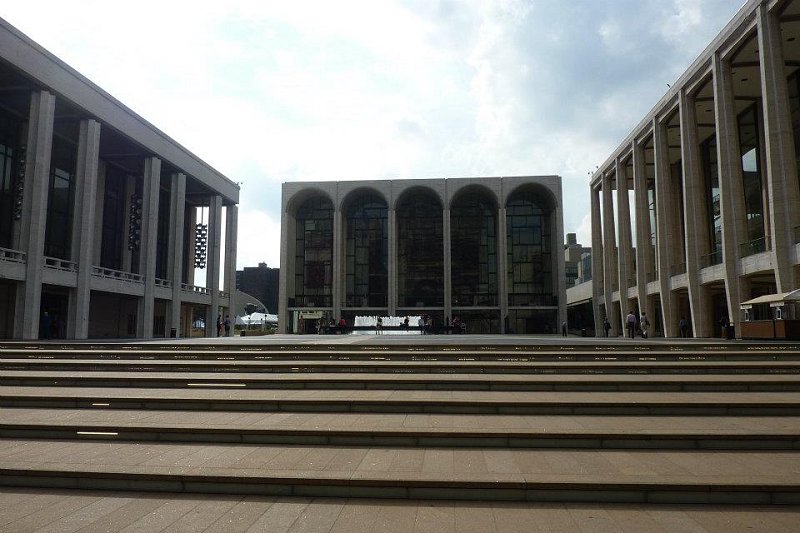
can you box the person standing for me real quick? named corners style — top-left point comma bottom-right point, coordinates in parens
top-left (603, 317), bottom-right (611, 337)
top-left (223, 315), bottom-right (231, 337)
top-left (561, 321), bottom-right (567, 337)
top-left (640, 312), bottom-right (649, 339)
top-left (719, 316), bottom-right (728, 338)
top-left (376, 316), bottom-right (383, 335)
top-left (216, 315), bottom-right (223, 337)
top-left (625, 311), bottom-right (636, 339)
top-left (679, 317), bottom-right (688, 338)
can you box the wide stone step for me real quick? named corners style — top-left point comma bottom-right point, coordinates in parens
top-left (3, 370), bottom-right (800, 392)
top-left (0, 440), bottom-right (797, 504)
top-left (1, 408), bottom-right (798, 449)
top-left (2, 387), bottom-right (799, 415)
top-left (3, 358), bottom-right (800, 375)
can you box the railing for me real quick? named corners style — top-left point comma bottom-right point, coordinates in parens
top-left (702, 250), bottom-right (723, 268)
top-left (645, 271), bottom-right (658, 283)
top-left (91, 266), bottom-right (144, 283)
top-left (154, 278), bottom-right (172, 289)
top-left (0, 246), bottom-right (26, 264)
top-left (219, 290), bottom-right (229, 299)
top-left (669, 262), bottom-right (686, 276)
top-left (739, 237), bottom-right (768, 257)
top-left (44, 257), bottom-right (77, 272)
top-left (181, 283), bottom-right (210, 296)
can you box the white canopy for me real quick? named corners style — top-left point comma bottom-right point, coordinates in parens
top-left (740, 290), bottom-right (800, 309)
top-left (236, 312), bottom-right (279, 325)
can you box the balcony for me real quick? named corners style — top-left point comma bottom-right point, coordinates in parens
top-left (669, 262), bottom-right (686, 277)
top-left (44, 257), bottom-right (77, 272)
top-left (645, 271), bottom-right (658, 283)
top-left (92, 266), bottom-right (143, 283)
top-left (702, 250), bottom-right (723, 268)
top-left (739, 237), bottom-right (768, 257)
top-left (0, 246), bottom-right (26, 264)
top-left (154, 278), bottom-right (172, 289)
top-left (181, 283), bottom-right (210, 296)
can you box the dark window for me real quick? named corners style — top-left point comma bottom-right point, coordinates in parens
top-left (738, 104), bottom-right (766, 252)
top-left (155, 185), bottom-right (170, 279)
top-left (506, 188), bottom-right (554, 308)
top-left (101, 165), bottom-right (126, 270)
top-left (397, 190), bottom-right (443, 307)
top-left (0, 112), bottom-right (20, 249)
top-left (345, 192), bottom-right (387, 308)
top-left (450, 189), bottom-right (497, 307)
top-left (294, 196), bottom-right (333, 307)
top-left (44, 136), bottom-right (76, 260)
top-left (701, 134), bottom-right (722, 264)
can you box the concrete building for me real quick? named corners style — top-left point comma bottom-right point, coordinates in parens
top-left (0, 17), bottom-right (239, 340)
top-left (590, 0), bottom-right (800, 338)
top-left (236, 262), bottom-right (279, 314)
top-left (278, 177), bottom-right (566, 334)
top-left (564, 233), bottom-right (590, 288)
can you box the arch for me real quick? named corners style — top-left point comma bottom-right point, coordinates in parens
top-left (343, 189), bottom-right (388, 308)
top-left (285, 188), bottom-right (334, 217)
top-left (341, 186), bottom-right (387, 214)
top-left (292, 194), bottom-right (334, 308)
top-left (396, 187), bottom-right (443, 307)
top-left (505, 182), bottom-right (558, 211)
top-left (449, 183), bottom-right (498, 211)
top-left (394, 185), bottom-right (443, 211)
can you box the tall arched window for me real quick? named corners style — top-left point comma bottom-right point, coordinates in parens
top-left (294, 195), bottom-right (333, 307)
top-left (397, 189), bottom-right (443, 307)
top-left (345, 191), bottom-right (387, 307)
top-left (450, 188), bottom-right (497, 307)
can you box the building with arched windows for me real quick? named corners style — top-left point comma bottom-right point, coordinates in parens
top-left (590, 0), bottom-right (800, 339)
top-left (278, 177), bottom-right (566, 334)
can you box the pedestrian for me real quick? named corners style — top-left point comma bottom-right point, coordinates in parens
top-left (418, 316), bottom-right (425, 334)
top-left (376, 316), bottom-right (383, 335)
top-left (719, 316), bottom-right (728, 338)
top-left (223, 315), bottom-right (231, 337)
top-left (603, 317), bottom-right (611, 337)
top-left (216, 314), bottom-right (223, 337)
top-left (403, 316), bottom-right (409, 331)
top-left (561, 321), bottom-right (567, 337)
top-left (679, 316), bottom-right (688, 338)
top-left (640, 312), bottom-right (649, 339)
top-left (625, 310), bottom-right (636, 339)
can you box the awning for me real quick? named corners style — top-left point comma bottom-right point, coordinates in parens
top-left (740, 290), bottom-right (800, 309)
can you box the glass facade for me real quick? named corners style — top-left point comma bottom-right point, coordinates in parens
top-left (155, 184), bottom-right (170, 280)
top-left (293, 196), bottom-right (334, 307)
top-left (397, 190), bottom-right (443, 307)
top-left (506, 187), bottom-right (554, 308)
top-left (450, 189), bottom-right (497, 307)
top-left (345, 192), bottom-right (387, 308)
top-left (0, 112), bottom-right (20, 249)
top-left (44, 136), bottom-right (76, 260)
top-left (101, 165), bottom-right (126, 270)
top-left (738, 104), bottom-right (766, 253)
top-left (701, 135), bottom-right (722, 264)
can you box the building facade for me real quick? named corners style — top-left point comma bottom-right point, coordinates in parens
top-left (564, 233), bottom-right (590, 288)
top-left (590, 0), bottom-right (800, 338)
top-left (236, 262), bottom-right (279, 313)
top-left (0, 17), bottom-right (239, 340)
top-left (278, 177), bottom-right (566, 335)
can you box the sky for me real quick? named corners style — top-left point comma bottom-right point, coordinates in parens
top-left (2, 0), bottom-right (746, 270)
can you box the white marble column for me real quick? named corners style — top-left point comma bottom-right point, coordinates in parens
top-left (137, 157), bottom-right (161, 339)
top-left (205, 195), bottom-right (222, 337)
top-left (68, 119), bottom-right (101, 339)
top-left (443, 208), bottom-right (452, 322)
top-left (16, 90), bottom-right (55, 340)
top-left (167, 172), bottom-right (186, 338)
top-left (653, 117), bottom-right (677, 337)
top-left (224, 204), bottom-right (238, 334)
top-left (758, 5), bottom-right (800, 292)
top-left (680, 89), bottom-right (712, 337)
top-left (590, 185), bottom-right (604, 336)
top-left (713, 53), bottom-right (748, 333)
top-left (601, 172), bottom-right (618, 336)
top-left (632, 140), bottom-right (651, 318)
top-left (278, 205), bottom-right (290, 333)
top-left (615, 158), bottom-right (633, 325)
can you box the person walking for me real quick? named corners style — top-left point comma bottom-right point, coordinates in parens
top-left (216, 315), bottom-right (223, 337)
top-left (640, 312), bottom-right (649, 339)
top-left (679, 316), bottom-right (688, 338)
top-left (625, 311), bottom-right (636, 339)
top-left (561, 321), bottom-right (567, 337)
top-left (376, 316), bottom-right (383, 335)
top-left (603, 317), bottom-right (611, 337)
top-left (223, 315), bottom-right (231, 337)
top-left (719, 316), bottom-right (728, 338)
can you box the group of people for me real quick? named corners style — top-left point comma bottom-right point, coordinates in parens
top-left (603, 310), bottom-right (651, 338)
top-left (216, 315), bottom-right (231, 337)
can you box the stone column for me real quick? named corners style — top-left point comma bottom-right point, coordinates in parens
top-left (68, 119), bottom-right (101, 339)
top-left (16, 90), bottom-right (55, 340)
top-left (278, 203), bottom-right (289, 334)
top-left (615, 158), bottom-right (633, 325)
top-left (633, 140), bottom-right (651, 318)
top-left (601, 172), bottom-right (618, 336)
top-left (388, 208), bottom-right (397, 315)
top-left (167, 173), bottom-right (186, 338)
top-left (137, 157), bottom-right (161, 339)
top-left (653, 117), bottom-right (677, 337)
top-left (332, 208), bottom-right (343, 320)
top-left (758, 5), bottom-right (800, 292)
top-left (443, 208), bottom-right (452, 323)
top-left (204, 195), bottom-right (222, 337)
top-left (590, 185), bottom-right (604, 336)
top-left (224, 204), bottom-right (238, 334)
top-left (498, 207), bottom-right (508, 333)
top-left (680, 89), bottom-right (713, 337)
top-left (713, 53), bottom-right (748, 333)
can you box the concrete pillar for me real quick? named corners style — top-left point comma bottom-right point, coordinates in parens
top-left (204, 195), bottom-right (222, 336)
top-left (653, 117), bottom-right (677, 337)
top-left (137, 157), bottom-right (161, 339)
top-left (388, 208), bottom-right (397, 315)
top-left (601, 173), bottom-right (618, 336)
top-left (16, 90), bottom-right (55, 340)
top-left (713, 53), bottom-right (748, 332)
top-left (167, 173), bottom-right (186, 338)
top-left (278, 204), bottom-right (289, 333)
top-left (224, 204), bottom-right (238, 334)
top-left (332, 208), bottom-right (342, 320)
top-left (443, 208), bottom-right (452, 322)
top-left (498, 207), bottom-right (508, 333)
top-left (590, 185), bottom-right (604, 336)
top-left (553, 190), bottom-right (567, 330)
top-left (680, 90), bottom-right (713, 337)
top-left (758, 5), bottom-right (800, 292)
top-left (633, 140), bottom-right (651, 318)
top-left (615, 158), bottom-right (634, 324)
top-left (67, 119), bottom-right (101, 339)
